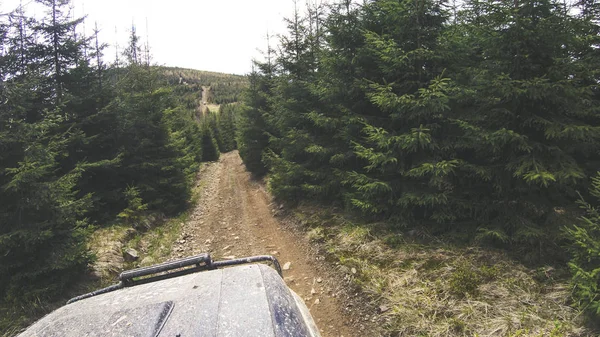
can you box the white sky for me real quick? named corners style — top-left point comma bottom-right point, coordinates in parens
top-left (1, 0), bottom-right (298, 74)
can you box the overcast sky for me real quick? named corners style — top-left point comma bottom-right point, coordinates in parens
top-left (1, 0), bottom-right (299, 75)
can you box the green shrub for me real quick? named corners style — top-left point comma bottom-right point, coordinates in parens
top-left (564, 173), bottom-right (600, 319)
top-left (117, 186), bottom-right (149, 228)
top-left (449, 262), bottom-right (482, 297)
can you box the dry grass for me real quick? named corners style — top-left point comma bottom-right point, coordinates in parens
top-left (294, 208), bottom-right (593, 337)
top-left (87, 224), bottom-right (134, 282)
top-left (206, 104), bottom-right (220, 112)
top-left (124, 167), bottom-right (208, 267)
top-left (126, 216), bottom-right (183, 267)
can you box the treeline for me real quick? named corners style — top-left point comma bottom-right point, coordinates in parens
top-left (237, 0), bottom-right (600, 319)
top-left (208, 104), bottom-right (239, 154)
top-left (198, 104), bottom-right (240, 162)
top-left (0, 0), bottom-right (234, 329)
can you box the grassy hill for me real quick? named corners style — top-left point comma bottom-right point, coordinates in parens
top-left (160, 67), bottom-right (248, 105)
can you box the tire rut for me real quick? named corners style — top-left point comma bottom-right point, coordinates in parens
top-left (171, 151), bottom-right (355, 337)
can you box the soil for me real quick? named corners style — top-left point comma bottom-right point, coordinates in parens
top-left (168, 151), bottom-right (361, 337)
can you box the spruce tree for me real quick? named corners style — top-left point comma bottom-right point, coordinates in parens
top-left (263, 1), bottom-right (340, 202)
top-left (326, 0), bottom-right (452, 222)
top-left (200, 116), bottom-right (220, 162)
top-left (217, 104), bottom-right (238, 153)
top-left (237, 62), bottom-right (274, 176)
top-left (0, 0), bottom-right (92, 309)
top-left (450, 0), bottom-right (600, 248)
top-left (206, 109), bottom-right (225, 152)
top-left (565, 173), bottom-right (600, 320)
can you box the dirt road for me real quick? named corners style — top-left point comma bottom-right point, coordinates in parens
top-left (170, 151), bottom-right (356, 337)
top-left (200, 86), bottom-right (209, 114)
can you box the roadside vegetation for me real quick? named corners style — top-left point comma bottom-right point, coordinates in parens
top-left (295, 206), bottom-right (587, 336)
top-left (236, 0), bottom-right (600, 335)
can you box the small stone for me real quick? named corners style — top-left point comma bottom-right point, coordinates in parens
top-left (124, 228), bottom-right (137, 240)
top-left (351, 268), bottom-right (357, 274)
top-left (284, 276), bottom-right (295, 283)
top-left (311, 288), bottom-right (317, 295)
top-left (314, 298), bottom-right (320, 305)
top-left (379, 305), bottom-right (390, 313)
top-left (123, 248), bottom-right (139, 262)
top-left (316, 277), bottom-right (323, 283)
top-left (270, 251), bottom-right (279, 255)
top-left (179, 239), bottom-right (186, 244)
top-left (283, 262), bottom-right (292, 270)
top-left (205, 239), bottom-right (212, 244)
top-left (279, 204), bottom-right (284, 209)
top-left (234, 236), bottom-right (240, 240)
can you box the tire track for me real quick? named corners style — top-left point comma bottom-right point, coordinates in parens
top-left (172, 151), bottom-right (354, 337)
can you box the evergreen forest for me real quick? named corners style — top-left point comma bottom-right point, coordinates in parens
top-left (1, 0), bottom-right (600, 335)
top-left (0, 0), bottom-right (240, 331)
top-left (235, 0), bottom-right (600, 326)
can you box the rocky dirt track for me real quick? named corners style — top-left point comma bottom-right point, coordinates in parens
top-left (169, 151), bottom-right (358, 337)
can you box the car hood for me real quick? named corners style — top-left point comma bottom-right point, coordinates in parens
top-left (20, 264), bottom-right (320, 337)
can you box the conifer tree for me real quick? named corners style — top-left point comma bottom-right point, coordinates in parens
top-left (124, 23), bottom-right (142, 66)
top-left (565, 173), bottom-right (600, 320)
top-left (206, 109), bottom-right (225, 152)
top-left (200, 115), bottom-right (220, 162)
top-left (450, 0), bottom-right (600, 247)
top-left (217, 104), bottom-right (238, 152)
top-left (0, 0), bottom-right (92, 309)
top-left (262, 1), bottom-right (339, 202)
top-left (321, 0), bottom-right (453, 221)
top-left (237, 62), bottom-right (274, 176)
top-left (0, 1), bottom-right (209, 328)
top-left (35, 0), bottom-right (85, 105)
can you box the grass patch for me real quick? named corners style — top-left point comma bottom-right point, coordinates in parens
top-left (292, 205), bottom-right (594, 336)
top-left (125, 216), bottom-right (184, 268)
top-left (124, 167), bottom-right (208, 268)
top-left (206, 104), bottom-right (220, 112)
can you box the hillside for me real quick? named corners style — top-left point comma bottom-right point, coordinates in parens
top-left (160, 67), bottom-right (248, 105)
